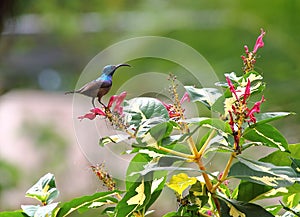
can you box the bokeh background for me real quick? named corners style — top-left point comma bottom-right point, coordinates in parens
top-left (1, 1), bottom-right (300, 216)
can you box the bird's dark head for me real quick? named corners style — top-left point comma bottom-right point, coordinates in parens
top-left (102, 63), bottom-right (130, 76)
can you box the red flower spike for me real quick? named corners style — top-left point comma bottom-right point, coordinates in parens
top-left (247, 95), bottom-right (265, 123)
top-left (226, 77), bottom-right (239, 100)
top-left (253, 28), bottom-right (266, 53)
top-left (162, 102), bottom-right (180, 118)
top-left (162, 92), bottom-right (190, 118)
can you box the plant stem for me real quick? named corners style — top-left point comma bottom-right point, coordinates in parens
top-left (195, 158), bottom-right (213, 191)
top-left (198, 129), bottom-right (216, 157)
top-left (211, 152), bottom-right (236, 193)
top-left (158, 146), bottom-right (194, 160)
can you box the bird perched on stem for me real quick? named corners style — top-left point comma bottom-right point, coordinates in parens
top-left (65, 63), bottom-right (130, 107)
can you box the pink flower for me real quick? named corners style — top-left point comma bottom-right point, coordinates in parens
top-left (218, 172), bottom-right (229, 186)
top-left (242, 79), bottom-right (251, 103)
top-left (162, 92), bottom-right (190, 118)
top-left (244, 45), bottom-right (249, 55)
top-left (246, 95), bottom-right (265, 123)
top-left (180, 92), bottom-right (190, 104)
top-left (78, 108), bottom-right (106, 120)
top-left (107, 91), bottom-right (127, 114)
top-left (253, 28), bottom-right (266, 53)
top-left (226, 77), bottom-right (239, 100)
top-left (78, 92), bottom-right (127, 121)
top-left (207, 210), bottom-right (213, 216)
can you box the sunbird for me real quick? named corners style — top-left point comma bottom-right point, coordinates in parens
top-left (65, 63), bottom-right (130, 107)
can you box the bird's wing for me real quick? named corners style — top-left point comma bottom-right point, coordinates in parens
top-left (77, 79), bottom-right (112, 97)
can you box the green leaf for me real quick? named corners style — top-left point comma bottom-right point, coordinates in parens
top-left (188, 181), bottom-right (209, 207)
top-left (0, 211), bottom-right (27, 217)
top-left (260, 150), bottom-right (292, 166)
top-left (237, 181), bottom-right (272, 202)
top-left (126, 153), bottom-right (152, 191)
top-left (123, 97), bottom-right (169, 129)
top-left (25, 173), bottom-right (59, 204)
top-left (114, 178), bottom-right (152, 217)
top-left (217, 194), bottom-right (275, 217)
top-left (280, 201), bottom-right (300, 217)
top-left (162, 211), bottom-right (178, 217)
top-left (211, 95), bottom-right (226, 114)
top-left (265, 205), bottom-right (283, 215)
top-left (289, 143), bottom-right (300, 159)
top-left (185, 86), bottom-right (222, 109)
top-left (99, 134), bottom-right (129, 146)
top-left (135, 121), bottom-right (174, 148)
top-left (252, 112), bottom-right (295, 126)
top-left (229, 157), bottom-right (297, 187)
top-left (21, 203), bottom-right (59, 217)
top-left (260, 143), bottom-right (300, 166)
top-left (290, 157), bottom-right (300, 176)
top-left (145, 176), bottom-right (166, 211)
top-left (56, 191), bottom-right (120, 217)
top-left (184, 117), bottom-right (232, 134)
top-left (243, 123), bottom-right (289, 152)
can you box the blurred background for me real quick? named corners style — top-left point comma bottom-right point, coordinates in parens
top-left (0, 0), bottom-right (300, 216)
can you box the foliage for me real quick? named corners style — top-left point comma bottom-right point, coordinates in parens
top-left (1, 29), bottom-right (300, 217)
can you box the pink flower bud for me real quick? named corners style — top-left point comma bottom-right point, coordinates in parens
top-left (244, 45), bottom-right (249, 54)
top-left (226, 77), bottom-right (239, 100)
top-left (253, 28), bottom-right (266, 53)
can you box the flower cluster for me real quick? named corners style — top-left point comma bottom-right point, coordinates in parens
top-left (226, 77), bottom-right (265, 152)
top-left (162, 92), bottom-right (190, 118)
top-left (241, 28), bottom-right (266, 73)
top-left (78, 91), bottom-right (127, 121)
top-left (162, 74), bottom-right (190, 119)
top-left (91, 163), bottom-right (116, 191)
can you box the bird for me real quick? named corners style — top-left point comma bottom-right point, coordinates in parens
top-left (65, 63), bottom-right (130, 107)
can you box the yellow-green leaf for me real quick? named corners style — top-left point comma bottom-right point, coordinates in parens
top-left (166, 173), bottom-right (197, 198)
top-left (127, 180), bottom-right (146, 205)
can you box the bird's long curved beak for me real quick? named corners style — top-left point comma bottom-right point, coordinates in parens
top-left (115, 63), bottom-right (131, 69)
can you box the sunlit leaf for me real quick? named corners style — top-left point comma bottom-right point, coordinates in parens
top-left (56, 191), bottom-right (120, 217)
top-left (183, 117), bottom-right (232, 134)
top-left (126, 153), bottom-right (152, 191)
top-left (229, 157), bottom-right (297, 187)
top-left (25, 173), bottom-right (59, 205)
top-left (290, 157), bottom-right (300, 176)
top-left (185, 86), bottom-right (222, 109)
top-left (22, 203), bottom-right (59, 217)
top-left (243, 123), bottom-right (289, 152)
top-left (265, 205), bottom-right (283, 216)
top-left (166, 173), bottom-right (197, 198)
top-left (115, 178), bottom-right (151, 217)
top-left (217, 194), bottom-right (275, 217)
top-left (99, 134), bottom-right (129, 146)
top-left (237, 181), bottom-right (272, 202)
top-left (251, 112), bottom-right (295, 126)
top-left (123, 97), bottom-right (169, 129)
top-left (0, 211), bottom-right (26, 217)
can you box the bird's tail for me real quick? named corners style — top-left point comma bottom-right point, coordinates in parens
top-left (65, 90), bottom-right (76, 95)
